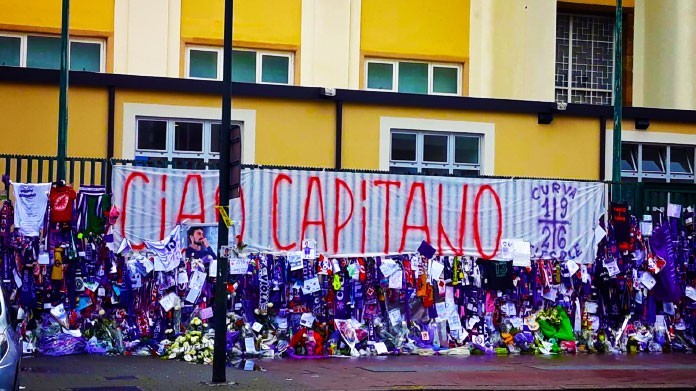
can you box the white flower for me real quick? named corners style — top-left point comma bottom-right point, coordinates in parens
top-left (168, 353), bottom-right (177, 359)
top-left (184, 354), bottom-right (193, 362)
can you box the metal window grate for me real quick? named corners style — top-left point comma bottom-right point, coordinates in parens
top-left (555, 14), bottom-right (614, 105)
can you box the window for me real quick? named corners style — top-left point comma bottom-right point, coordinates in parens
top-left (621, 142), bottom-right (695, 183)
top-left (555, 14), bottom-right (614, 105)
top-left (389, 131), bottom-right (481, 176)
top-left (366, 59), bottom-right (461, 95)
top-left (185, 46), bottom-right (293, 85)
top-left (135, 118), bottom-right (243, 167)
top-left (0, 32), bottom-right (104, 72)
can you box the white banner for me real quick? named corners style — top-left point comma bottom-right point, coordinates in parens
top-left (112, 166), bottom-right (606, 262)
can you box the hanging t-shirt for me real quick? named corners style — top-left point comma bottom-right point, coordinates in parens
top-left (477, 260), bottom-right (514, 291)
top-left (11, 181), bottom-right (51, 237)
top-left (144, 225), bottom-right (183, 272)
top-left (49, 184), bottom-right (77, 223)
top-left (76, 185), bottom-right (109, 235)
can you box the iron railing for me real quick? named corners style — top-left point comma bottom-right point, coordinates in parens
top-left (2, 153), bottom-right (696, 215)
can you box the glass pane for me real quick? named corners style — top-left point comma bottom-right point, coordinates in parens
top-left (137, 120), bottom-right (167, 151)
top-left (455, 136), bottom-right (479, 164)
top-left (175, 122), bottom-right (203, 152)
top-left (0, 36), bottom-right (20, 66)
top-left (391, 133), bottom-right (416, 161)
top-left (432, 67), bottom-right (458, 94)
top-left (398, 62), bottom-right (428, 94)
top-left (189, 49), bottom-right (218, 79)
top-left (172, 158), bottom-right (206, 170)
top-left (453, 169), bottom-right (479, 177)
top-left (210, 123), bottom-right (221, 153)
top-left (621, 144), bottom-right (638, 171)
top-left (367, 62), bottom-right (393, 90)
top-left (232, 50), bottom-right (256, 83)
top-left (261, 55), bottom-right (290, 84)
top-left (670, 147), bottom-right (693, 174)
top-left (423, 134), bottom-right (448, 162)
top-left (27, 36), bottom-right (61, 69)
top-left (207, 159), bottom-right (220, 170)
top-left (422, 167), bottom-right (449, 176)
top-left (641, 145), bottom-right (665, 173)
top-left (135, 156), bottom-right (170, 168)
top-left (389, 166), bottom-right (418, 175)
top-left (70, 41), bottom-right (101, 72)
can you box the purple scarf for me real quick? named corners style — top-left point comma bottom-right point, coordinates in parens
top-left (649, 222), bottom-right (681, 302)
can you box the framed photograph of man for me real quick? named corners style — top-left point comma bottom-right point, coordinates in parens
top-left (181, 222), bottom-right (218, 261)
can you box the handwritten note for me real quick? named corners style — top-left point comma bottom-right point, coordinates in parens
top-left (159, 292), bottom-right (179, 312)
top-left (605, 260), bottom-right (620, 277)
top-left (300, 312), bottom-right (316, 327)
top-left (668, 203), bottom-right (682, 218)
top-left (288, 251), bottom-right (303, 271)
top-left (380, 259), bottom-right (399, 278)
top-left (447, 312), bottom-right (463, 331)
top-left (189, 271), bottom-right (206, 291)
top-left (303, 276), bottom-right (321, 294)
top-left (229, 258), bottom-right (249, 274)
top-left (513, 240), bottom-right (531, 267)
top-left (640, 272), bottom-right (657, 290)
top-left (388, 271), bottom-right (403, 289)
top-left (200, 307), bottom-right (213, 320)
top-left (388, 309), bottom-right (402, 326)
top-left (566, 259), bottom-right (580, 276)
top-left (244, 337), bottom-right (256, 353)
top-left (429, 260), bottom-right (444, 281)
top-left (185, 288), bottom-right (200, 303)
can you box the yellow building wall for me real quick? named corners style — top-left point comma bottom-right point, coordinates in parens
top-left (343, 104), bottom-right (601, 180)
top-left (180, 0), bottom-right (302, 46)
top-left (0, 83), bottom-right (108, 157)
top-left (114, 91), bottom-right (334, 167)
top-left (0, 0), bottom-right (114, 32)
top-left (361, 0), bottom-right (470, 61)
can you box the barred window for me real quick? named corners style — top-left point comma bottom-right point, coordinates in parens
top-left (555, 14), bottom-right (614, 105)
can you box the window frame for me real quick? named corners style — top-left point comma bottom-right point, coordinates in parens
top-left (184, 46), bottom-right (222, 80)
top-left (621, 142), bottom-right (696, 183)
top-left (67, 37), bottom-right (106, 72)
top-left (0, 32), bottom-right (25, 67)
top-left (365, 59), bottom-right (462, 96)
top-left (0, 32), bottom-right (105, 72)
top-left (185, 45), bottom-right (294, 85)
top-left (389, 130), bottom-right (482, 176)
top-left (135, 117), bottom-right (243, 164)
top-left (554, 13), bottom-right (615, 105)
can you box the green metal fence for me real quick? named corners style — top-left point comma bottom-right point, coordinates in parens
top-left (614, 181), bottom-right (696, 216)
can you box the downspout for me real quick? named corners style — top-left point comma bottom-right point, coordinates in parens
top-left (599, 116), bottom-right (606, 181)
top-left (335, 100), bottom-right (343, 169)
top-left (106, 85), bottom-right (115, 193)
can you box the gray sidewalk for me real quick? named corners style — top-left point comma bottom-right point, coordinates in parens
top-left (18, 353), bottom-right (696, 391)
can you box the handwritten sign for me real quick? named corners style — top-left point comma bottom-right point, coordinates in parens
top-left (112, 166), bottom-right (604, 263)
top-left (229, 258), bottom-right (249, 274)
top-left (668, 203), bottom-right (682, 218)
